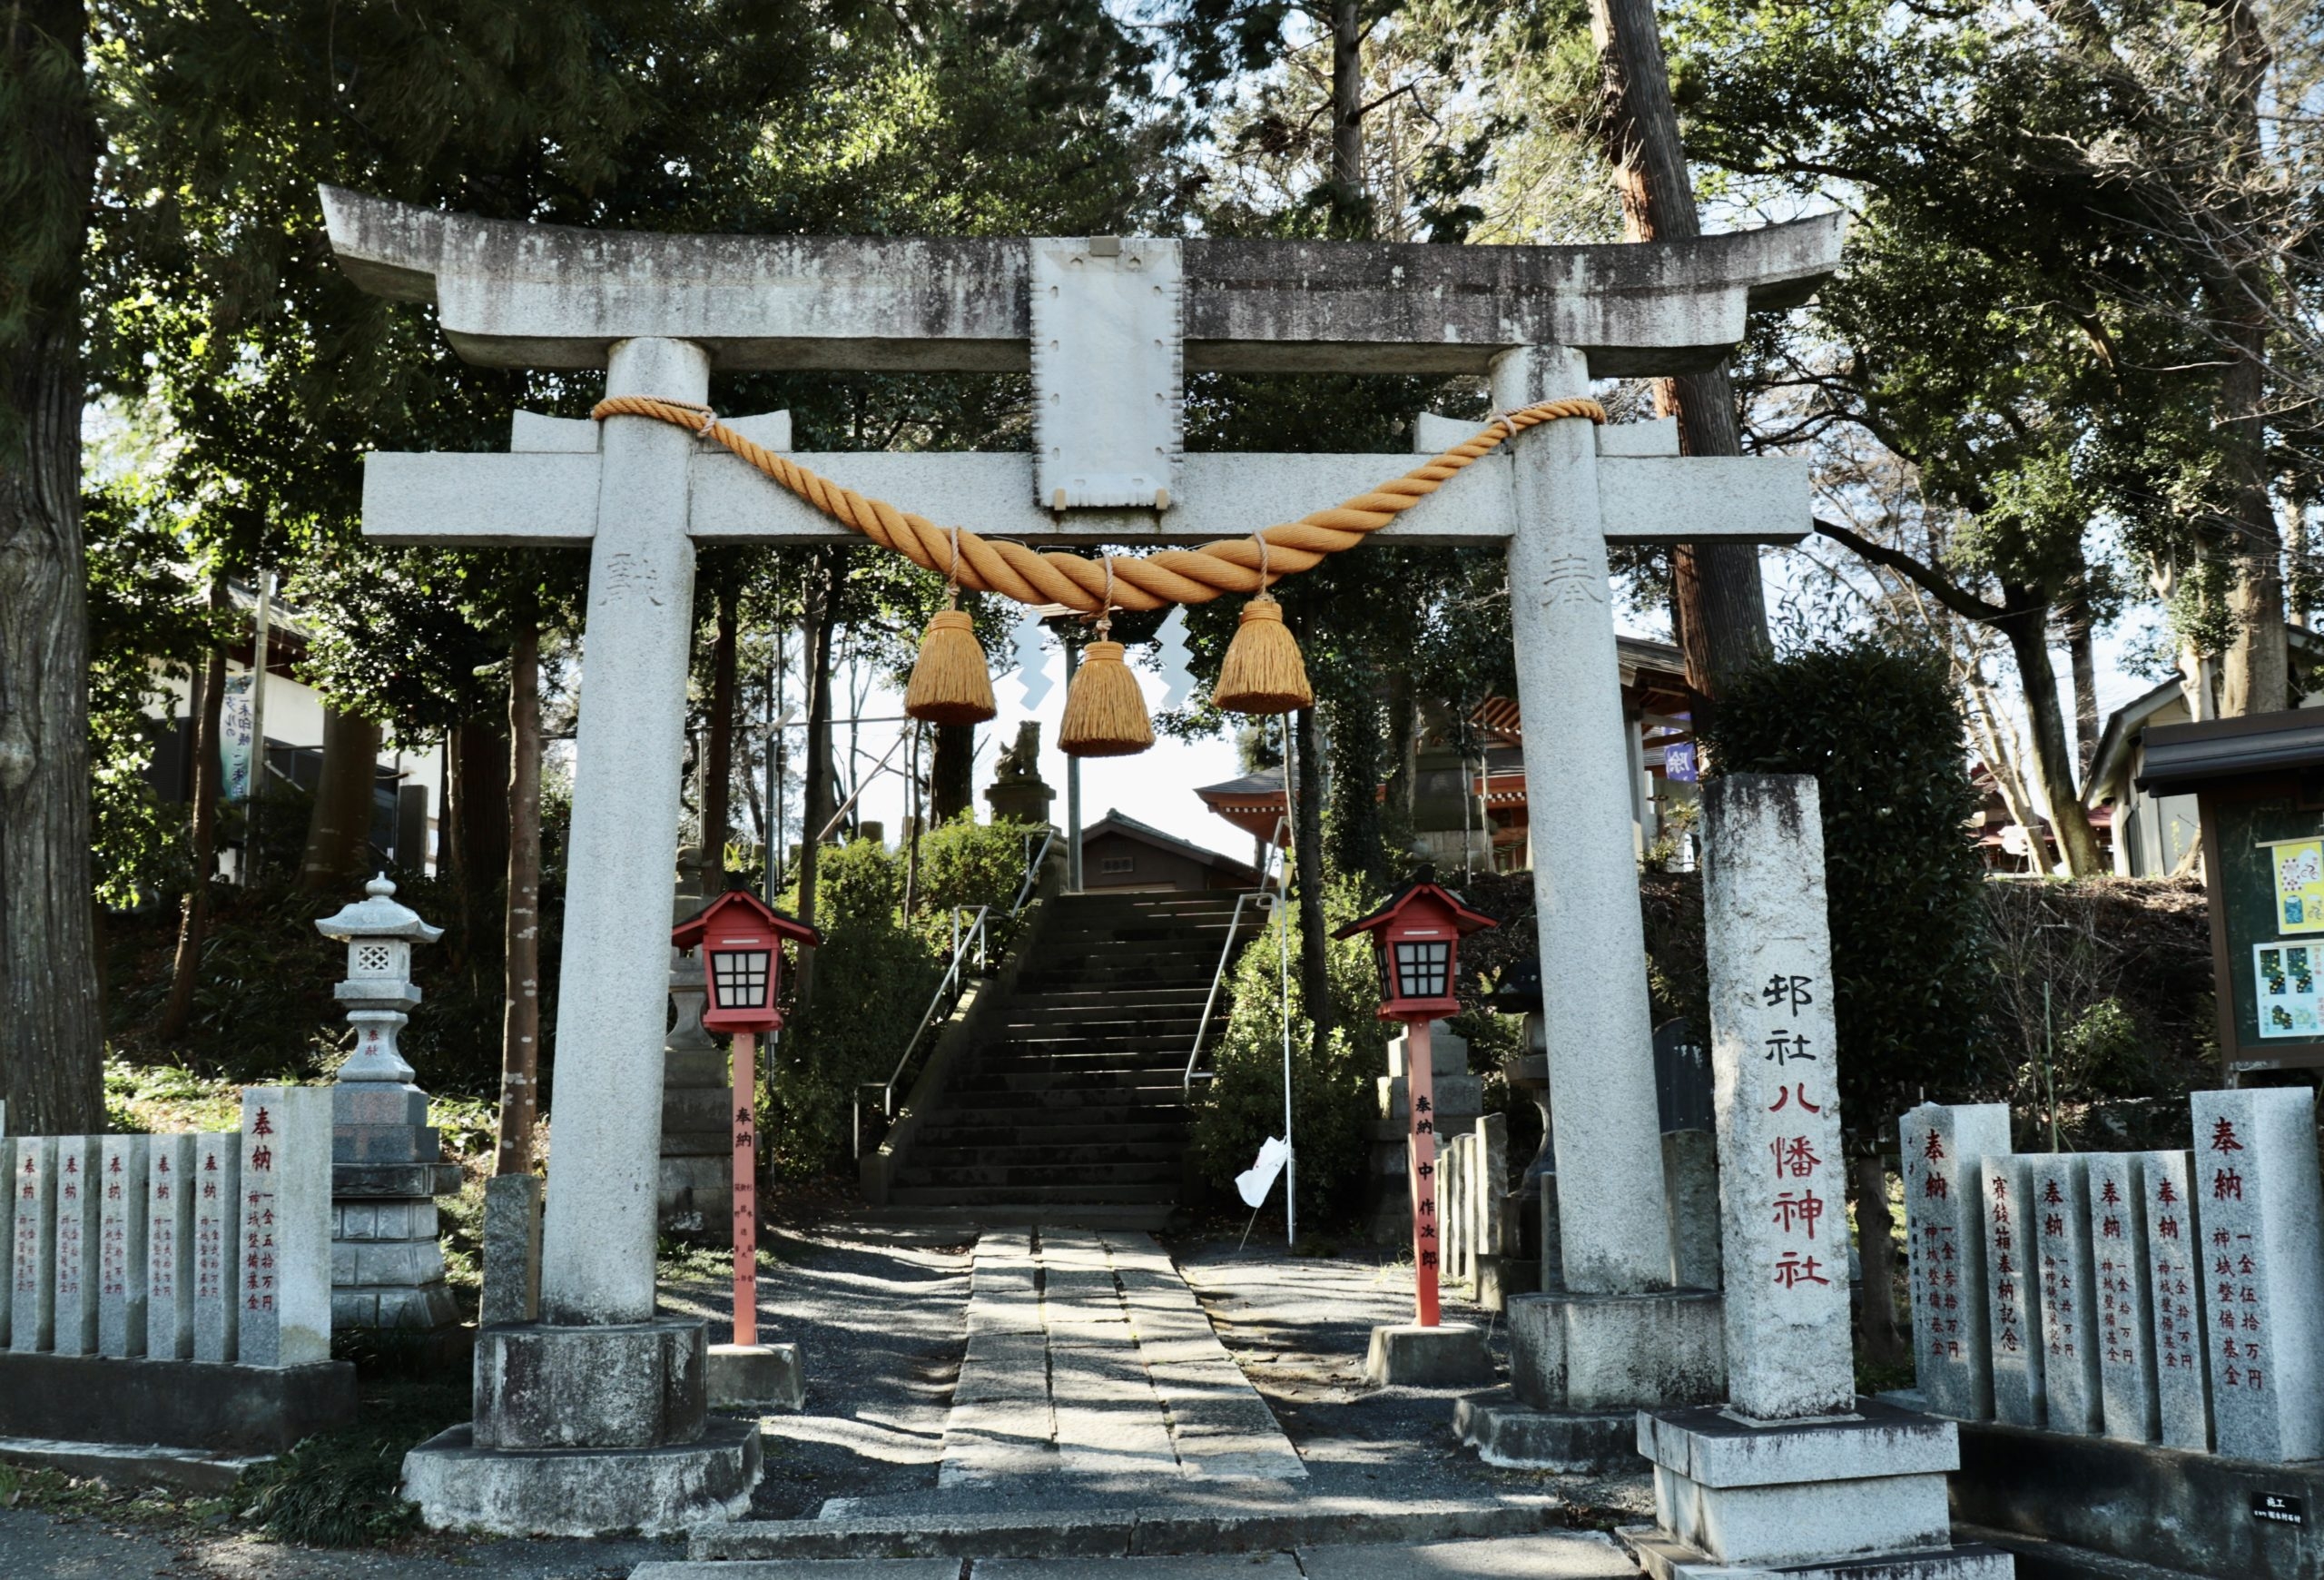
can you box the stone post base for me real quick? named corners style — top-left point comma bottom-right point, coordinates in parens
top-left (402, 1315), bottom-right (762, 1536)
top-left (709, 1341), bottom-right (804, 1412)
top-left (400, 1418), bottom-right (761, 1536)
top-left (1455, 1397), bottom-right (1637, 1470)
top-left (1622, 1399), bottom-right (2014, 1577)
top-left (1508, 1288), bottom-right (1725, 1412)
top-left (1363, 1323), bottom-right (1493, 1387)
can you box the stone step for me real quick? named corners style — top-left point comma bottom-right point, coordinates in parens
top-left (927, 1089), bottom-right (1191, 1114)
top-left (905, 1140), bottom-right (1187, 1169)
top-left (970, 1043), bottom-right (1196, 1068)
top-left (886, 1183), bottom-right (1183, 1207)
top-left (950, 1071), bottom-right (1192, 1096)
top-left (893, 1160), bottom-right (1183, 1189)
top-left (915, 1120), bottom-right (1189, 1150)
top-left (971, 1050), bottom-right (1208, 1073)
top-left (678, 1498), bottom-right (1571, 1564)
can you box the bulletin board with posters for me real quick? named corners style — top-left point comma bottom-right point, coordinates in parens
top-left (2203, 787), bottom-right (2324, 1074)
top-left (2135, 709), bottom-right (2324, 1080)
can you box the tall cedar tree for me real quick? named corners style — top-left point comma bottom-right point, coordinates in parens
top-left (1, 1), bottom-right (103, 1131)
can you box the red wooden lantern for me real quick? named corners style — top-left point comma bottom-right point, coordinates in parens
top-left (1334, 881), bottom-right (1495, 1328)
top-left (671, 888), bottom-right (819, 1348)
top-left (1334, 881), bottom-right (1496, 1022)
top-left (671, 890), bottom-right (820, 1035)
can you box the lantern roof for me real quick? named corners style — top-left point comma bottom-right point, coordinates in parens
top-left (315, 874), bottom-right (444, 943)
top-left (671, 887), bottom-right (822, 951)
top-left (1332, 880), bottom-right (1498, 942)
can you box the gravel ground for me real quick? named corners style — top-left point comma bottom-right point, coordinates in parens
top-left (0, 1507), bottom-right (671, 1578)
top-left (0, 1221), bottom-right (1653, 1576)
top-left (1170, 1230), bottom-right (1656, 1528)
top-left (660, 1223), bottom-right (977, 1519)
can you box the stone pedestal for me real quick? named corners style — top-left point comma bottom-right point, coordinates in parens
top-left (1625, 1401), bottom-right (2010, 1578)
top-left (402, 1315), bottom-right (759, 1534)
top-left (660, 849), bottom-right (732, 1242)
top-left (331, 1082), bottom-right (461, 1341)
top-left (1477, 1288), bottom-right (1726, 1469)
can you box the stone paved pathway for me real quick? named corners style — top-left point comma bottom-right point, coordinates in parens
top-left (937, 1229), bottom-right (1305, 1489)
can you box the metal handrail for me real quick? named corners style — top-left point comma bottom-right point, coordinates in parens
top-left (1182, 815), bottom-right (1291, 1098)
top-left (855, 902), bottom-right (989, 1158)
top-left (1009, 827), bottom-right (1056, 916)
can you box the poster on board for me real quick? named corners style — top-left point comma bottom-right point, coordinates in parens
top-left (2264, 837), bottom-right (2324, 934)
top-left (2255, 941), bottom-right (2324, 1038)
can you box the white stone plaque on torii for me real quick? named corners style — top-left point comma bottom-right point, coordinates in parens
top-left (321, 184), bottom-right (1841, 1528)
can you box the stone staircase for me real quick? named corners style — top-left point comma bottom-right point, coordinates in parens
top-left (884, 890), bottom-right (1263, 1225)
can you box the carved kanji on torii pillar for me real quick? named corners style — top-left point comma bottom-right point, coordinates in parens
top-left (322, 184), bottom-right (1841, 1533)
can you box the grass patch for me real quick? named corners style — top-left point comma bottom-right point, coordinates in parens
top-left (229, 1380), bottom-right (465, 1547)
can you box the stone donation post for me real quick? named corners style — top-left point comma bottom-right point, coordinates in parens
top-left (2189, 1087), bottom-right (2324, 1462)
top-left (1628, 775), bottom-right (2011, 1579)
top-left (1900, 1101), bottom-right (2009, 1420)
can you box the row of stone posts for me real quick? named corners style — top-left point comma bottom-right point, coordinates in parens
top-left (1905, 1086), bottom-right (2324, 1463)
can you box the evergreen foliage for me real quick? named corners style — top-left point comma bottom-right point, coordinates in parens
top-left (1189, 879), bottom-right (1389, 1229)
top-left (1701, 637), bottom-right (1997, 1142)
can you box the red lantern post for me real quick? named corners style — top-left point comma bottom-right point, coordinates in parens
top-left (673, 890), bottom-right (819, 1348)
top-left (1335, 882), bottom-right (1495, 1328)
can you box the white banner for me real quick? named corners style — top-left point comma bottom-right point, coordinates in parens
top-left (219, 674), bottom-right (255, 802)
top-left (1236, 1135), bottom-right (1291, 1209)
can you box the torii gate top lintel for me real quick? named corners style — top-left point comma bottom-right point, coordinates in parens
top-left (320, 186), bottom-right (1841, 380)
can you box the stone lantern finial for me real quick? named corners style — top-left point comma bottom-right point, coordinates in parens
top-left (316, 872), bottom-right (443, 1082)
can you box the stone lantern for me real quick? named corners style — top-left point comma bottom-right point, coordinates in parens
top-left (315, 874), bottom-right (460, 1347)
top-left (318, 874), bottom-right (442, 1083)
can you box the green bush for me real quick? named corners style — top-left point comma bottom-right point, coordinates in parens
top-left (1701, 637), bottom-right (1995, 1141)
top-left (775, 838), bottom-right (943, 1175)
top-left (913, 814), bottom-right (1046, 949)
top-left (1191, 880), bottom-right (1389, 1230)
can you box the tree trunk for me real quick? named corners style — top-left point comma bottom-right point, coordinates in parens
top-left (2067, 610), bottom-right (2099, 775)
top-left (495, 614), bottom-right (543, 1177)
top-left (158, 583), bottom-right (230, 1042)
top-left (1292, 706), bottom-right (1334, 1071)
top-left (1323, 686), bottom-right (1386, 890)
top-left (1996, 605), bottom-right (2105, 876)
top-left (1383, 672), bottom-right (1417, 856)
top-left (1588, 0), bottom-right (1770, 696)
top-left (1850, 1152), bottom-right (1905, 1367)
top-left (702, 579), bottom-right (738, 874)
top-left (299, 707), bottom-right (383, 894)
top-left (458, 724), bottom-right (510, 899)
top-left (2216, 0), bottom-right (2287, 718)
top-left (930, 722), bottom-right (975, 824)
top-left (0, 0), bottom-right (102, 1134)
top-left (793, 552), bottom-right (841, 1012)
top-left (1330, 0), bottom-right (1364, 227)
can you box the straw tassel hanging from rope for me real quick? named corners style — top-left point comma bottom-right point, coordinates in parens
top-left (1211, 536), bottom-right (1313, 716)
top-left (903, 528), bottom-right (998, 726)
top-left (1060, 559), bottom-right (1153, 757)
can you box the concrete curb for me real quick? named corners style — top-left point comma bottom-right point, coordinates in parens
top-left (687, 1497), bottom-right (1568, 1562)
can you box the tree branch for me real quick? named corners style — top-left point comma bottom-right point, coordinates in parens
top-left (1812, 516), bottom-right (2001, 623)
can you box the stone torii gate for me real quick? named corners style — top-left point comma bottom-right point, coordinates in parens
top-left (321, 185), bottom-right (1841, 1532)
